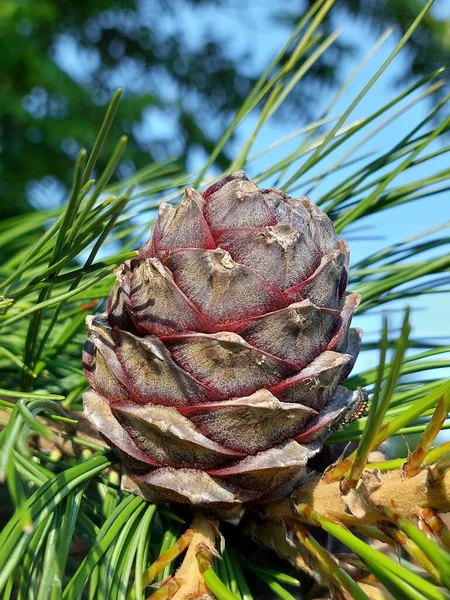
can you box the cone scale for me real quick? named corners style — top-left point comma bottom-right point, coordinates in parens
top-left (83, 171), bottom-right (365, 518)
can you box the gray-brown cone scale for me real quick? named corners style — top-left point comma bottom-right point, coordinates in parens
top-left (83, 171), bottom-right (365, 518)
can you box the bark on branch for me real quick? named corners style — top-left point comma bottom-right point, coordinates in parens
top-left (263, 466), bottom-right (450, 526)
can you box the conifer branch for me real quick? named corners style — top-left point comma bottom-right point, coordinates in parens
top-left (264, 465), bottom-right (450, 527)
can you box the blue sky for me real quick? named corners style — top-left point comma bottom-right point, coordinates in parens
top-left (174, 1), bottom-right (450, 374)
top-left (54, 1), bottom-right (450, 375)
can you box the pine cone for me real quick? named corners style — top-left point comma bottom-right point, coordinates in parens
top-left (83, 171), bottom-right (365, 519)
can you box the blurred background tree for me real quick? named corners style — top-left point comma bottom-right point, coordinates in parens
top-left (1, 0), bottom-right (449, 218)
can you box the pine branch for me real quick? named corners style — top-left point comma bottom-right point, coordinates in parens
top-left (264, 465), bottom-right (450, 527)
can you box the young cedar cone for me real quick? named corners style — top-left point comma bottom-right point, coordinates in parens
top-left (82, 171), bottom-right (365, 520)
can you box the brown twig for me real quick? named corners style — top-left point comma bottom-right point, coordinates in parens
top-left (171, 513), bottom-right (217, 600)
top-left (264, 467), bottom-right (450, 527)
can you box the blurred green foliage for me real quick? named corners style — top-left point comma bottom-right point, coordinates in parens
top-left (0, 0), bottom-right (449, 218)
